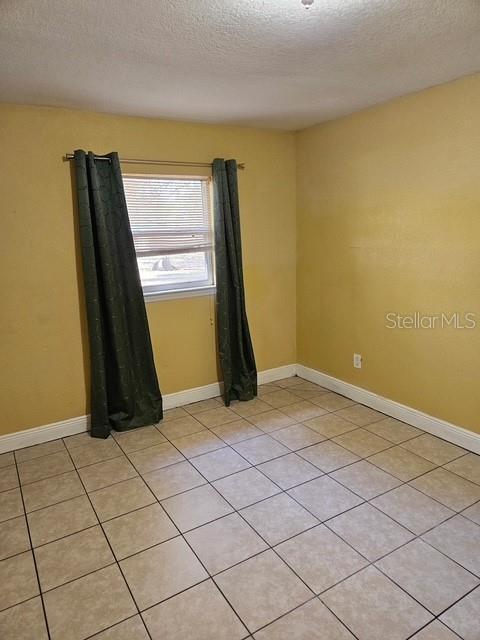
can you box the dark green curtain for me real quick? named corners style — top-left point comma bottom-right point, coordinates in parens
top-left (74, 150), bottom-right (162, 438)
top-left (212, 158), bottom-right (257, 405)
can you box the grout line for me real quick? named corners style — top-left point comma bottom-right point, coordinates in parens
top-left (5, 437), bottom-right (477, 619)
top-left (140, 471), bottom-right (252, 636)
top-left (13, 456), bottom-right (52, 640)
top-left (60, 445), bottom-right (155, 640)
top-left (2, 378), bottom-right (479, 640)
top-left (195, 458), bottom-right (363, 638)
top-left (137, 426), bottom-right (330, 635)
top-left (82, 614), bottom-right (148, 640)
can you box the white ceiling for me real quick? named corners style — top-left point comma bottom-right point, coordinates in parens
top-left (1, 0), bottom-right (479, 130)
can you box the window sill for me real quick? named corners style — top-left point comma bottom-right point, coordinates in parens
top-left (144, 285), bottom-right (216, 303)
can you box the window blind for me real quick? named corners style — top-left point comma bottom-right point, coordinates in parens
top-left (123, 174), bottom-right (214, 296)
top-left (123, 175), bottom-right (212, 257)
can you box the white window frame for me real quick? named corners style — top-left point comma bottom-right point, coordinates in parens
top-left (123, 173), bottom-right (216, 302)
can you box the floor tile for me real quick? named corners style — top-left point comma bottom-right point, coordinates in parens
top-left (78, 456), bottom-right (138, 492)
top-left (261, 389), bottom-right (300, 409)
top-left (288, 476), bottom-right (363, 521)
top-left (321, 566), bottom-right (432, 640)
top-left (241, 493), bottom-right (318, 545)
top-left (211, 419), bottom-right (263, 444)
top-left (334, 405), bottom-right (385, 426)
top-left (371, 484), bottom-right (454, 534)
top-left (232, 435), bottom-right (289, 465)
top-left (183, 397), bottom-right (222, 415)
top-left (62, 432), bottom-right (92, 450)
top-left (279, 401), bottom-right (328, 422)
top-left (411, 621), bottom-right (461, 639)
top-left (69, 438), bottom-right (123, 468)
top-left (0, 515), bottom-right (30, 560)
top-left (410, 467), bottom-right (480, 511)
top-left (364, 417), bottom-right (422, 443)
top-left (422, 515), bottom-right (480, 576)
top-left (257, 453), bottom-right (322, 490)
top-left (445, 453), bottom-right (480, 485)
top-left (27, 495), bottom-right (97, 547)
top-left (103, 502), bottom-right (177, 559)
top-left (247, 409), bottom-right (297, 433)
top-left (185, 512), bottom-right (267, 574)
top-left (89, 476), bottom-right (155, 522)
top-left (127, 442), bottom-right (184, 473)
top-left (162, 484), bottom-right (233, 531)
top-left (215, 549), bottom-right (312, 633)
top-left (195, 406), bottom-right (240, 428)
top-left (162, 406), bottom-right (189, 422)
top-left (0, 596), bottom-right (48, 640)
top-left (21, 470), bottom-right (85, 513)
top-left (292, 380), bottom-right (329, 393)
top-left (143, 579), bottom-right (247, 640)
top-left (35, 525), bottom-right (114, 591)
top-left (0, 452), bottom-right (15, 468)
top-left (17, 451), bottom-right (74, 485)
top-left (368, 445), bottom-right (436, 481)
top-left (401, 434), bottom-right (466, 465)
top-left (376, 539), bottom-right (478, 615)
top-left (298, 441), bottom-right (359, 472)
top-left (276, 525), bottom-right (368, 594)
top-left (304, 413), bottom-right (357, 438)
top-left (253, 598), bottom-right (355, 640)
top-left (120, 537), bottom-right (207, 610)
top-left (0, 551), bottom-right (39, 611)
top-left (142, 460), bottom-right (206, 500)
top-left (462, 500), bottom-right (480, 525)
top-left (311, 392), bottom-right (356, 412)
top-left (274, 377), bottom-right (305, 389)
top-left (112, 425), bottom-right (166, 453)
top-left (331, 460), bottom-right (402, 499)
top-left (15, 439), bottom-right (65, 463)
top-left (257, 383), bottom-right (282, 396)
top-left (43, 564), bottom-right (136, 640)
top-left (231, 398), bottom-right (271, 418)
top-left (90, 615), bottom-right (150, 639)
top-left (0, 488), bottom-right (24, 523)
top-left (270, 424), bottom-right (325, 450)
top-left (6, 384), bottom-right (480, 640)
top-left (213, 468), bottom-right (280, 509)
top-left (190, 447), bottom-right (250, 480)
top-left (293, 388), bottom-right (331, 401)
top-left (333, 428), bottom-right (391, 457)
top-left (328, 503), bottom-right (414, 561)
top-left (158, 414), bottom-right (205, 440)
top-left (440, 586), bottom-right (480, 640)
top-left (0, 465), bottom-right (19, 491)
top-left (171, 430), bottom-right (225, 458)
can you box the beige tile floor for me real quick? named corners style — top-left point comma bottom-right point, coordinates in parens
top-left (0, 376), bottom-right (479, 639)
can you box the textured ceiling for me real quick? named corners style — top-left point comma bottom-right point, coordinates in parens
top-left (0, 0), bottom-right (479, 129)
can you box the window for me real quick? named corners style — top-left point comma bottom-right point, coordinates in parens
top-left (123, 174), bottom-right (215, 299)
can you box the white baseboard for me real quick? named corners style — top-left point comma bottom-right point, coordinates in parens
top-left (3, 363), bottom-right (478, 455)
top-left (0, 416), bottom-right (90, 455)
top-left (0, 364), bottom-right (297, 454)
top-left (296, 364), bottom-right (480, 455)
top-left (162, 363), bottom-right (297, 410)
top-left (258, 364), bottom-right (297, 385)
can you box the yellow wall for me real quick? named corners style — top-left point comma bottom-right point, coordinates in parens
top-left (2, 73), bottom-right (479, 438)
top-left (297, 74), bottom-right (480, 434)
top-left (0, 105), bottom-right (296, 435)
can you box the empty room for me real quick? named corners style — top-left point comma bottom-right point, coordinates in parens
top-left (0, 1), bottom-right (479, 639)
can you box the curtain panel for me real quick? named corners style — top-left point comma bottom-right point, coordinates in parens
top-left (74, 150), bottom-right (162, 438)
top-left (212, 158), bottom-right (257, 405)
